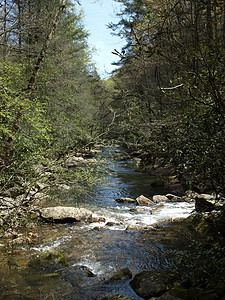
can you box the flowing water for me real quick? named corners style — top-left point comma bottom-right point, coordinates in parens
top-left (0, 146), bottom-right (195, 299)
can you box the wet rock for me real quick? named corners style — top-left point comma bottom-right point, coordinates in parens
top-left (136, 195), bottom-right (154, 206)
top-left (129, 270), bottom-right (175, 299)
top-left (165, 194), bottom-right (182, 202)
top-left (151, 204), bottom-right (165, 214)
top-left (78, 265), bottom-right (95, 277)
top-left (126, 225), bottom-right (150, 230)
top-left (91, 216), bottom-right (106, 223)
top-left (40, 206), bottom-right (92, 223)
top-left (115, 197), bottom-right (136, 204)
top-left (107, 268), bottom-right (132, 282)
top-left (101, 294), bottom-right (134, 300)
top-left (105, 221), bottom-right (122, 227)
top-left (29, 250), bottom-right (68, 270)
top-left (153, 195), bottom-right (169, 203)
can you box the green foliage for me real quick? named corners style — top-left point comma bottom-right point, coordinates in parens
top-left (168, 240), bottom-right (225, 292)
top-left (108, 0), bottom-right (225, 193)
top-left (0, 1), bottom-right (108, 198)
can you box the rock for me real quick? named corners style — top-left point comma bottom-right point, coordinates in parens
top-left (0, 197), bottom-right (18, 208)
top-left (101, 295), bottom-right (134, 300)
top-left (129, 270), bottom-right (175, 299)
top-left (186, 207), bottom-right (225, 240)
top-left (91, 217), bottom-right (106, 223)
top-left (151, 204), bottom-right (165, 214)
top-left (132, 157), bottom-right (142, 166)
top-left (153, 195), bottom-right (169, 203)
top-left (57, 184), bottom-right (71, 190)
top-left (198, 193), bottom-right (215, 201)
top-left (115, 197), bottom-right (136, 204)
top-left (65, 156), bottom-right (97, 167)
top-left (165, 194), bottom-right (182, 202)
top-left (126, 225), bottom-right (150, 230)
top-left (136, 195), bottom-right (154, 206)
top-left (184, 190), bottom-right (199, 199)
top-left (65, 156), bottom-right (84, 167)
top-left (29, 250), bottom-right (68, 270)
top-left (78, 265), bottom-right (95, 277)
top-left (107, 268), bottom-right (132, 282)
top-left (195, 196), bottom-right (216, 212)
top-left (40, 207), bottom-right (92, 223)
top-left (105, 221), bottom-right (121, 227)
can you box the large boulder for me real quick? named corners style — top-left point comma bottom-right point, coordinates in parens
top-left (129, 270), bottom-right (175, 299)
top-left (136, 195), bottom-right (155, 206)
top-left (40, 207), bottom-right (92, 223)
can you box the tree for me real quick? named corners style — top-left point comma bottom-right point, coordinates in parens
top-left (109, 0), bottom-right (225, 193)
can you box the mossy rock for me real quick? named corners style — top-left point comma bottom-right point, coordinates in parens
top-left (29, 250), bottom-right (68, 270)
top-left (107, 268), bottom-right (132, 282)
top-left (129, 270), bottom-right (176, 299)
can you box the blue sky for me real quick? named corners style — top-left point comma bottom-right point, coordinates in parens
top-left (80, 0), bottom-right (125, 78)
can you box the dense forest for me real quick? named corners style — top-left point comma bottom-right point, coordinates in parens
top-left (0, 0), bottom-right (110, 198)
top-left (107, 0), bottom-right (225, 195)
top-left (1, 0), bottom-right (225, 199)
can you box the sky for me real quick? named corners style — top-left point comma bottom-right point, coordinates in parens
top-left (80, 0), bottom-right (125, 78)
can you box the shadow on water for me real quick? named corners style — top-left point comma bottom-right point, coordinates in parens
top-left (0, 146), bottom-right (195, 299)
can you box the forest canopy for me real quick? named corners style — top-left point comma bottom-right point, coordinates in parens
top-left (0, 0), bottom-right (106, 194)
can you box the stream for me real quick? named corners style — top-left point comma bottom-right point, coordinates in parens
top-left (0, 146), bottom-right (195, 300)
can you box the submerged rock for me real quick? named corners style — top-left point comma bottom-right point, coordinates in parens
top-left (151, 204), bottom-right (165, 214)
top-left (40, 206), bottom-right (92, 223)
top-left (107, 268), bottom-right (132, 282)
top-left (136, 195), bottom-right (154, 206)
top-left (29, 250), bottom-right (68, 270)
top-left (129, 270), bottom-right (175, 299)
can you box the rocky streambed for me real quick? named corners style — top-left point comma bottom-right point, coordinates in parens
top-left (0, 146), bottom-right (224, 299)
